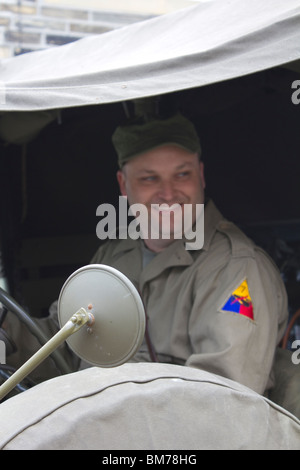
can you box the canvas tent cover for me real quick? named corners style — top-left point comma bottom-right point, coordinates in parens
top-left (0, 0), bottom-right (300, 113)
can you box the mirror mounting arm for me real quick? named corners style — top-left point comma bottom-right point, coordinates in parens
top-left (0, 308), bottom-right (90, 402)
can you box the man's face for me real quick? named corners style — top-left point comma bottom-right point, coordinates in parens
top-left (117, 144), bottom-right (205, 251)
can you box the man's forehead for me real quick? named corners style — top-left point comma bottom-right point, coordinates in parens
top-left (124, 148), bottom-right (199, 174)
top-left (137, 160), bottom-right (196, 173)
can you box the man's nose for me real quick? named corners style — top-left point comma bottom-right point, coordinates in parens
top-left (157, 181), bottom-right (176, 201)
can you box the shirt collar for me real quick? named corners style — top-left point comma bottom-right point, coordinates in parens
top-left (201, 199), bottom-right (225, 251)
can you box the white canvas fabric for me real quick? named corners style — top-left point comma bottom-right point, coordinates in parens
top-left (0, 0), bottom-right (299, 112)
top-left (0, 363), bottom-right (299, 450)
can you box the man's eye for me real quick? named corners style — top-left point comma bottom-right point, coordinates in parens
top-left (177, 171), bottom-right (190, 178)
top-left (141, 176), bottom-right (156, 182)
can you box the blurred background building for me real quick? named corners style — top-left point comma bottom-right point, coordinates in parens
top-left (0, 0), bottom-right (201, 58)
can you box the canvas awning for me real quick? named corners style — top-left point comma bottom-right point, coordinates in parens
top-left (0, 0), bottom-right (299, 112)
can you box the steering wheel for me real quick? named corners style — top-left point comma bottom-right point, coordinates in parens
top-left (0, 287), bottom-right (72, 381)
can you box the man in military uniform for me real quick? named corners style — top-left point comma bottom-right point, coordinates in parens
top-left (91, 112), bottom-right (288, 396)
top-left (3, 111), bottom-right (298, 416)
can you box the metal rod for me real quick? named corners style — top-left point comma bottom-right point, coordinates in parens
top-left (0, 308), bottom-right (91, 402)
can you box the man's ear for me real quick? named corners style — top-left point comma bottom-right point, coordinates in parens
top-left (116, 170), bottom-right (127, 196)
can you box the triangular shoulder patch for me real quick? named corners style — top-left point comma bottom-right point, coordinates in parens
top-left (220, 279), bottom-right (254, 320)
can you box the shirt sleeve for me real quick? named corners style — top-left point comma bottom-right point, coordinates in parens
top-left (186, 246), bottom-right (288, 395)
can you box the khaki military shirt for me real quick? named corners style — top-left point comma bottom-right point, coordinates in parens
top-left (91, 200), bottom-right (288, 395)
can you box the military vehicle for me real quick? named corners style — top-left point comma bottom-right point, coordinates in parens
top-left (0, 0), bottom-right (299, 450)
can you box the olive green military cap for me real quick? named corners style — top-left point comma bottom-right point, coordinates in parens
top-left (112, 112), bottom-right (201, 168)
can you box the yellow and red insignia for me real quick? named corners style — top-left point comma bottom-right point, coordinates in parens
top-left (221, 279), bottom-right (254, 320)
